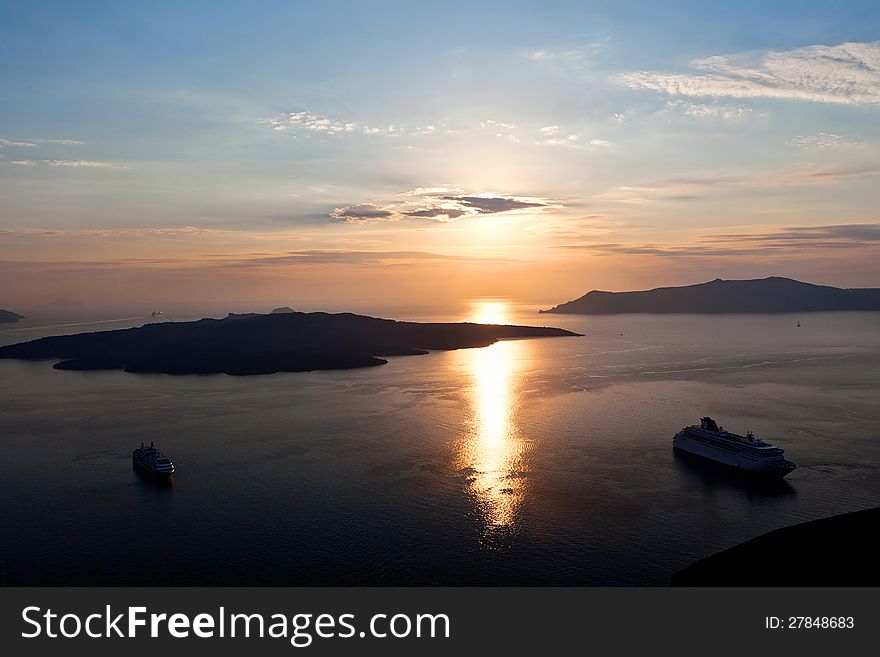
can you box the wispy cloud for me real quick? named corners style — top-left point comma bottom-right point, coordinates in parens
top-left (556, 223), bottom-right (880, 258)
top-left (264, 110), bottom-right (458, 140)
top-left (263, 111), bottom-right (609, 148)
top-left (787, 133), bottom-right (856, 149)
top-left (1, 137), bottom-right (85, 148)
top-left (221, 250), bottom-right (501, 267)
top-left (2, 158), bottom-right (126, 169)
top-left (524, 49), bottom-right (588, 63)
top-left (0, 138), bottom-right (39, 148)
top-left (706, 223), bottom-right (880, 244)
top-left (524, 38), bottom-right (608, 63)
top-left (618, 41), bottom-right (880, 105)
top-left (0, 138), bottom-right (113, 169)
top-left (264, 111), bottom-right (400, 136)
top-left (0, 226), bottom-right (228, 239)
top-left (47, 160), bottom-right (123, 169)
top-left (38, 138), bottom-right (86, 145)
top-left (0, 249), bottom-right (507, 273)
top-left (664, 100), bottom-right (753, 120)
top-left (596, 165), bottom-right (880, 204)
top-left (534, 125), bottom-right (612, 148)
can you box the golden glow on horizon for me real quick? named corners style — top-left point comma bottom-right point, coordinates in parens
top-left (455, 300), bottom-right (529, 533)
top-left (470, 299), bottom-right (509, 325)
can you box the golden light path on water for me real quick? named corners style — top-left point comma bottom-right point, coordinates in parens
top-left (454, 300), bottom-right (530, 534)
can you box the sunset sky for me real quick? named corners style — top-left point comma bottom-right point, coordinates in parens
top-left (1, 1), bottom-right (879, 315)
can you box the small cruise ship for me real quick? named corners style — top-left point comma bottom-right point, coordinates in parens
top-left (673, 417), bottom-right (797, 477)
top-left (133, 442), bottom-right (175, 478)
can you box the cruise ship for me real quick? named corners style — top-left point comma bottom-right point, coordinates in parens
top-left (133, 442), bottom-right (175, 478)
top-left (673, 417), bottom-right (797, 477)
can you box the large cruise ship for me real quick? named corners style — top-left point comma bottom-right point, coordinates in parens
top-left (133, 442), bottom-right (175, 478)
top-left (673, 417), bottom-right (797, 477)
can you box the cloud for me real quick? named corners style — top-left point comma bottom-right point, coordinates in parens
top-left (38, 138), bottom-right (86, 145)
top-left (0, 138), bottom-right (39, 148)
top-left (223, 250), bottom-right (499, 267)
top-left (557, 223), bottom-right (880, 258)
top-left (330, 204), bottom-right (395, 222)
top-left (664, 100), bottom-right (752, 120)
top-left (1, 137), bottom-right (84, 148)
top-left (264, 111), bottom-right (399, 137)
top-left (524, 40), bottom-right (608, 63)
top-left (0, 249), bottom-right (508, 275)
top-left (618, 41), bottom-right (880, 105)
top-left (596, 165), bottom-right (880, 204)
top-left (47, 160), bottom-right (125, 169)
top-left (534, 131), bottom-right (613, 148)
top-left (440, 195), bottom-right (547, 214)
top-left (402, 208), bottom-right (467, 220)
top-left (0, 226), bottom-right (228, 239)
top-left (557, 242), bottom-right (775, 257)
top-left (330, 191), bottom-right (557, 223)
top-left (2, 158), bottom-right (126, 169)
top-left (706, 223), bottom-right (880, 244)
top-left (787, 133), bottom-right (856, 149)
top-left (524, 49), bottom-right (587, 63)
top-left (399, 186), bottom-right (463, 197)
top-left (264, 111), bottom-right (605, 146)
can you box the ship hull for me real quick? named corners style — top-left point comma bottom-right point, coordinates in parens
top-left (133, 458), bottom-right (174, 478)
top-left (673, 435), bottom-right (796, 478)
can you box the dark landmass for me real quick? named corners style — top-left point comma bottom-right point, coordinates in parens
top-left (0, 309), bottom-right (25, 323)
top-left (541, 277), bottom-right (880, 314)
top-left (270, 306), bottom-right (296, 314)
top-left (671, 507), bottom-right (880, 586)
top-left (0, 310), bottom-right (581, 375)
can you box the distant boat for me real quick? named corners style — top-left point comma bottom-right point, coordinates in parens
top-left (673, 417), bottom-right (797, 478)
top-left (151, 310), bottom-right (163, 318)
top-left (796, 320), bottom-right (801, 327)
top-left (133, 442), bottom-right (175, 478)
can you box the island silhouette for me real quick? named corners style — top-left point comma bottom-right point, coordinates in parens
top-left (672, 507), bottom-right (879, 586)
top-left (541, 277), bottom-right (880, 314)
top-left (0, 310), bottom-right (580, 375)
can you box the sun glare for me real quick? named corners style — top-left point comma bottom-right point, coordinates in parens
top-left (470, 300), bottom-right (509, 325)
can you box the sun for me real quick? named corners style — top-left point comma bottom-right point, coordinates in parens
top-left (470, 300), bottom-right (509, 325)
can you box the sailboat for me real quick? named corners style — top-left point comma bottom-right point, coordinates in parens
top-left (796, 320), bottom-right (801, 327)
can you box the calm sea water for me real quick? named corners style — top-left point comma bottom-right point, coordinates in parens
top-left (1, 303), bottom-right (878, 585)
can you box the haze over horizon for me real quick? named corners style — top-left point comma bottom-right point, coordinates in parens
top-left (2, 1), bottom-right (879, 314)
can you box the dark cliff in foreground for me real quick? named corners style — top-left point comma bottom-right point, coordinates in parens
top-left (541, 277), bottom-right (880, 314)
top-left (0, 310), bottom-right (581, 375)
top-left (0, 309), bottom-right (25, 323)
top-left (672, 507), bottom-right (880, 586)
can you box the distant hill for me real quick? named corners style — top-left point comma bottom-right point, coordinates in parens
top-left (270, 306), bottom-right (296, 314)
top-left (0, 309), bottom-right (25, 323)
top-left (0, 310), bottom-right (580, 376)
top-left (540, 277), bottom-right (880, 314)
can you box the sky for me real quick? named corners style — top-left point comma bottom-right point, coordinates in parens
top-left (1, 0), bottom-right (879, 315)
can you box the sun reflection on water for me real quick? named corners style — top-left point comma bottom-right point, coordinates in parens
top-left (455, 300), bottom-right (529, 533)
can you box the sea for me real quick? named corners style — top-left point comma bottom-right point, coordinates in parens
top-left (1, 301), bottom-right (878, 585)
